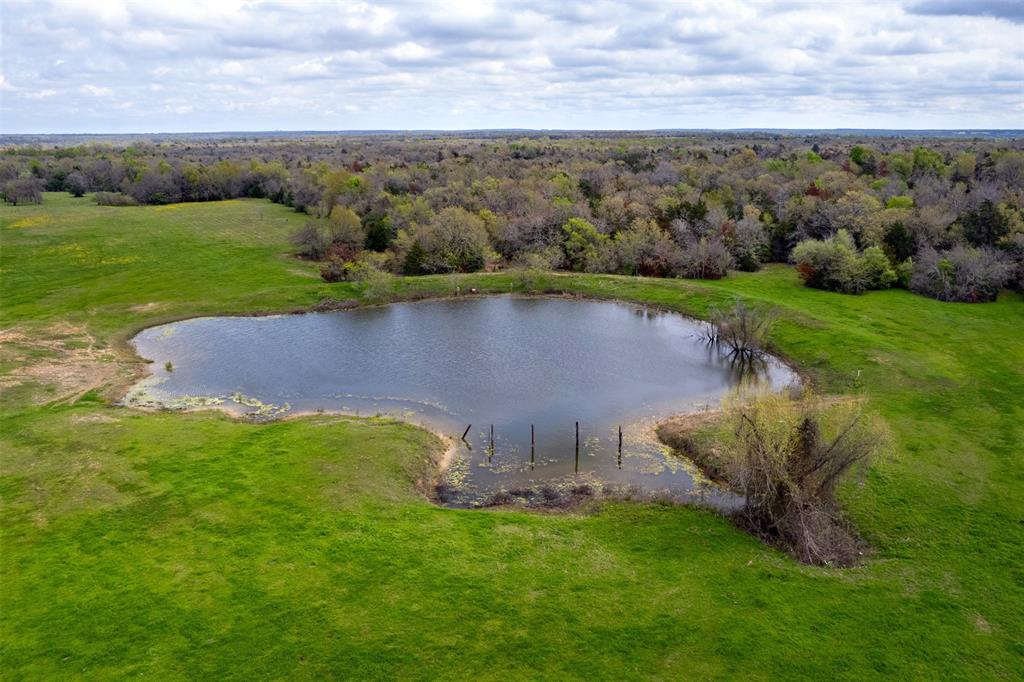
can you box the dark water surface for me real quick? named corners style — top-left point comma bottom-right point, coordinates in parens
top-left (126, 296), bottom-right (796, 507)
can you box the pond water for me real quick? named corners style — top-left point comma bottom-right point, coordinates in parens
top-left (126, 296), bottom-right (797, 508)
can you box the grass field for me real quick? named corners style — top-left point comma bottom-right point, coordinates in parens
top-left (2, 194), bottom-right (1022, 679)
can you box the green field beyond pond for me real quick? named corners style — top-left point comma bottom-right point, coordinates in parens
top-left (1, 194), bottom-right (1022, 679)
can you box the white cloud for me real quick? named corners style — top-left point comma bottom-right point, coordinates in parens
top-left (121, 29), bottom-right (179, 51)
top-left (22, 89), bottom-right (58, 99)
top-left (385, 42), bottom-right (437, 62)
top-left (288, 59), bottom-right (332, 77)
top-left (78, 84), bottom-right (113, 97)
top-left (0, 0), bottom-right (1020, 132)
top-left (212, 61), bottom-right (248, 77)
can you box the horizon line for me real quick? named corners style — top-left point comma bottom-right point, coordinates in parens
top-left (2, 127), bottom-right (1022, 138)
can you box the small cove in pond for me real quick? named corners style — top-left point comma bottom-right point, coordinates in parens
top-left (127, 296), bottom-right (797, 508)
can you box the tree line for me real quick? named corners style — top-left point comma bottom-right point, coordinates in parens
top-left (2, 133), bottom-right (1022, 302)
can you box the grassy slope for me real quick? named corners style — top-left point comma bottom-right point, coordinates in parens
top-left (1, 194), bottom-right (1022, 679)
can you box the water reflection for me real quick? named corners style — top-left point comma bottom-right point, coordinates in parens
top-left (125, 296), bottom-right (798, 508)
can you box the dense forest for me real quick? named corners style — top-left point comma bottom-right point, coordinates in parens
top-left (3, 132), bottom-right (1022, 302)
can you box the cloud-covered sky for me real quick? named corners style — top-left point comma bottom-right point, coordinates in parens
top-left (1, 0), bottom-right (1021, 133)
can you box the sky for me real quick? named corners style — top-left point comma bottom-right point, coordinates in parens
top-left (0, 0), bottom-right (1021, 133)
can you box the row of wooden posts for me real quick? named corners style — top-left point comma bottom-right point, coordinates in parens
top-left (461, 422), bottom-right (624, 471)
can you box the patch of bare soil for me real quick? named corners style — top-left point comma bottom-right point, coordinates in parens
top-left (0, 324), bottom-right (133, 404)
top-left (128, 302), bottom-right (168, 313)
top-left (656, 410), bottom-right (731, 486)
top-left (657, 409), bottom-right (723, 441)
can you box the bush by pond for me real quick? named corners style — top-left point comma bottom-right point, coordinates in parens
top-left (661, 392), bottom-right (889, 567)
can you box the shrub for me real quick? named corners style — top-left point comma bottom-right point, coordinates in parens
top-left (123, 167), bottom-right (181, 204)
top-left (792, 230), bottom-right (896, 294)
top-left (94, 191), bottom-right (138, 206)
top-left (415, 207), bottom-right (492, 273)
top-left (319, 258), bottom-right (347, 283)
top-left (605, 219), bottom-right (684, 277)
top-left (860, 246), bottom-right (897, 289)
top-left (726, 211), bottom-right (768, 272)
top-left (512, 266), bottom-right (551, 294)
top-left (64, 171), bottom-right (88, 197)
top-left (722, 392), bottom-right (887, 566)
top-left (910, 246), bottom-right (1012, 302)
top-left (1000, 233), bottom-right (1024, 293)
top-left (515, 247), bottom-right (563, 271)
top-left (290, 221), bottom-right (330, 260)
top-left (679, 235), bottom-right (732, 279)
top-left (320, 250), bottom-right (390, 284)
top-left (319, 243), bottom-right (363, 282)
top-left (893, 257), bottom-right (914, 289)
top-left (326, 205), bottom-right (364, 249)
top-left (354, 261), bottom-right (394, 302)
top-left (2, 178), bottom-right (43, 205)
top-left (792, 230), bottom-right (866, 293)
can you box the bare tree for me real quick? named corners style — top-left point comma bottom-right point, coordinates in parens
top-left (725, 393), bottom-right (886, 566)
top-left (705, 298), bottom-right (777, 359)
top-left (2, 178), bottom-right (43, 205)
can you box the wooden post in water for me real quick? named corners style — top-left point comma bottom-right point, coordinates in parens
top-left (618, 425), bottom-right (623, 469)
top-left (575, 421), bottom-right (580, 473)
top-left (530, 424), bottom-right (535, 469)
top-left (489, 424), bottom-right (494, 460)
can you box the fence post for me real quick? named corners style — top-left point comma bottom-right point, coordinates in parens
top-left (575, 421), bottom-right (579, 473)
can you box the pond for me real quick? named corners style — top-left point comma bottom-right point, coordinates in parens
top-left (126, 296), bottom-right (797, 508)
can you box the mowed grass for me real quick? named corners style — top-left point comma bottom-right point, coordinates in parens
top-left (1, 194), bottom-right (1022, 679)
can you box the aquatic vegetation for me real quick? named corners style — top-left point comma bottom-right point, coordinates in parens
top-left (172, 394), bottom-right (226, 409)
top-left (228, 392), bottom-right (291, 418)
top-left (125, 297), bottom-right (793, 505)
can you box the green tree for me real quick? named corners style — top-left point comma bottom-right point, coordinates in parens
top-left (886, 196), bottom-right (913, 210)
top-left (402, 239), bottom-right (427, 275)
top-left (961, 200), bottom-right (1009, 247)
top-left (363, 213), bottom-right (393, 251)
top-left (417, 207), bottom-right (491, 273)
top-left (562, 217), bottom-right (605, 272)
top-left (328, 205), bottom-right (363, 248)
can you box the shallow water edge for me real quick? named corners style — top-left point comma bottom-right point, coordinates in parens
top-left (121, 293), bottom-right (799, 510)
